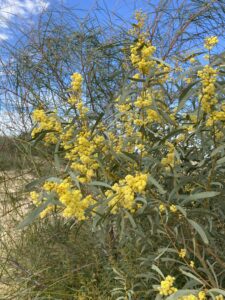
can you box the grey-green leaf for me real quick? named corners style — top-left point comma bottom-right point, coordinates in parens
top-left (187, 219), bottom-right (209, 245)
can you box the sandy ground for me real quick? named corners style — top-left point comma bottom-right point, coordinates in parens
top-left (0, 170), bottom-right (34, 298)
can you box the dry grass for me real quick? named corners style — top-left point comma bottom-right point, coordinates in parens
top-left (0, 170), bottom-right (34, 299)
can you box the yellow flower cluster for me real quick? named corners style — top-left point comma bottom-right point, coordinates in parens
top-left (34, 178), bottom-right (95, 221)
top-left (190, 260), bottom-right (195, 268)
top-left (134, 91), bottom-right (152, 108)
top-left (170, 204), bottom-right (177, 213)
top-left (178, 248), bottom-right (186, 258)
top-left (70, 72), bottom-right (83, 94)
top-left (134, 10), bottom-right (146, 30)
top-left (179, 291), bottom-right (206, 300)
top-left (131, 10), bottom-right (170, 80)
top-left (215, 295), bottom-right (224, 300)
top-left (40, 205), bottom-right (56, 218)
top-left (158, 275), bottom-right (177, 296)
top-left (59, 188), bottom-right (94, 220)
top-left (60, 125), bottom-right (75, 143)
top-left (133, 109), bottom-right (160, 127)
top-left (116, 102), bottom-right (131, 113)
top-left (159, 204), bottom-right (177, 214)
top-left (206, 110), bottom-right (225, 127)
top-left (32, 73), bottom-right (106, 185)
top-left (69, 73), bottom-right (89, 118)
top-left (130, 38), bottom-right (156, 75)
top-left (105, 174), bottom-right (148, 213)
top-left (31, 109), bottom-right (62, 144)
top-left (156, 63), bottom-right (171, 84)
top-left (184, 77), bottom-right (192, 84)
top-left (161, 142), bottom-right (176, 168)
top-left (204, 36), bottom-right (218, 50)
top-left (198, 291), bottom-right (206, 300)
top-left (146, 108), bottom-right (161, 123)
top-left (121, 90), bottom-right (160, 127)
top-left (129, 11), bottom-right (156, 75)
top-left (198, 65), bottom-right (217, 113)
top-left (159, 204), bottom-right (166, 213)
top-left (175, 134), bottom-right (186, 144)
top-left (30, 190), bottom-right (56, 218)
top-left (65, 129), bottom-right (103, 183)
top-left (189, 57), bottom-right (196, 64)
top-left (30, 191), bottom-right (39, 205)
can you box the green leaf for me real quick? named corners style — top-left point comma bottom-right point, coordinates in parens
top-left (25, 176), bottom-right (50, 191)
top-left (90, 112), bottom-right (104, 134)
top-left (208, 289), bottom-right (225, 297)
top-left (176, 205), bottom-right (187, 217)
top-left (216, 156), bottom-right (225, 166)
top-left (211, 145), bottom-right (225, 157)
top-left (159, 128), bottom-right (186, 145)
top-left (54, 141), bottom-right (61, 171)
top-left (68, 171), bottom-right (81, 189)
top-left (45, 177), bottom-right (61, 183)
top-left (148, 175), bottom-right (166, 194)
top-left (157, 109), bottom-right (176, 125)
top-left (181, 191), bottom-right (220, 204)
top-left (151, 56), bottom-right (171, 67)
top-left (88, 181), bottom-right (112, 189)
top-left (166, 290), bottom-right (198, 300)
top-left (124, 210), bottom-right (137, 228)
top-left (177, 81), bottom-right (198, 112)
top-left (187, 219), bottom-right (209, 244)
top-left (17, 198), bottom-right (60, 229)
top-left (151, 264), bottom-right (164, 278)
top-left (180, 269), bottom-right (205, 285)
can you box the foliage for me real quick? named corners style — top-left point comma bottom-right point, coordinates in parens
top-left (14, 9), bottom-right (225, 300)
top-left (2, 2), bottom-right (225, 300)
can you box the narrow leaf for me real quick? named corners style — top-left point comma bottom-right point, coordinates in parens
top-left (188, 219), bottom-right (209, 244)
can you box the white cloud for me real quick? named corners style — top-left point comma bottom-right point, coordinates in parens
top-left (0, 32), bottom-right (8, 40)
top-left (0, 0), bottom-right (50, 40)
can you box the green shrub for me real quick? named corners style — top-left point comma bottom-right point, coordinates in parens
top-left (5, 9), bottom-right (225, 300)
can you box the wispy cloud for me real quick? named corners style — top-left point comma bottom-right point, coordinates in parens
top-left (0, 0), bottom-right (50, 40)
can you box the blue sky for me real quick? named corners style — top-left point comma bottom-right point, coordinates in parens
top-left (64, 0), bottom-right (150, 18)
top-left (0, 0), bottom-right (153, 42)
top-left (0, 0), bottom-right (149, 125)
top-left (0, 0), bottom-right (49, 41)
top-left (0, 0), bottom-right (223, 51)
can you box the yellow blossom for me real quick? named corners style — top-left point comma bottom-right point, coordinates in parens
top-left (190, 260), bottom-right (195, 268)
top-left (204, 36), bottom-right (218, 50)
top-left (178, 248), bottom-right (186, 258)
top-left (189, 57), bottom-right (196, 64)
top-left (31, 109), bottom-right (62, 144)
top-left (158, 275), bottom-right (177, 296)
top-left (198, 65), bottom-right (217, 113)
top-left (40, 205), bottom-right (56, 218)
top-left (170, 204), bottom-right (177, 213)
top-left (106, 174), bottom-right (148, 213)
top-left (184, 77), bottom-right (192, 84)
top-left (215, 295), bottom-right (224, 300)
top-left (70, 72), bottom-right (83, 93)
top-left (30, 191), bottom-right (40, 205)
top-left (159, 204), bottom-right (166, 213)
top-left (198, 291), bottom-right (206, 300)
top-left (43, 181), bottom-right (58, 191)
